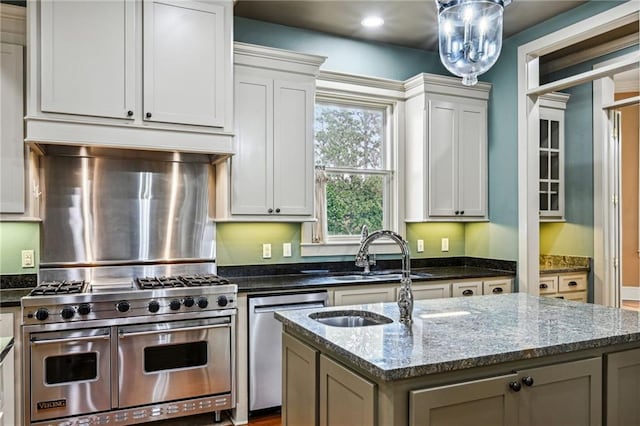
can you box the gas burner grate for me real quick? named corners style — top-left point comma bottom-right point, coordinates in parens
top-left (179, 274), bottom-right (229, 287)
top-left (136, 276), bottom-right (185, 289)
top-left (30, 280), bottom-right (86, 296)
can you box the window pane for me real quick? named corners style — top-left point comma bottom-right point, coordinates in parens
top-left (326, 173), bottom-right (384, 236)
top-left (315, 104), bottom-right (384, 169)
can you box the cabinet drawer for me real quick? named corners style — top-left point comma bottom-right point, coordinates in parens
top-left (539, 276), bottom-right (558, 294)
top-left (452, 281), bottom-right (483, 297)
top-left (333, 287), bottom-right (396, 306)
top-left (483, 279), bottom-right (512, 296)
top-left (559, 274), bottom-right (587, 293)
top-left (560, 291), bottom-right (588, 303)
top-left (403, 282), bottom-right (451, 300)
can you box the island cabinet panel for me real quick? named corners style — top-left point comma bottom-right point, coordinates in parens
top-left (517, 357), bottom-right (601, 426)
top-left (319, 355), bottom-right (375, 426)
top-left (606, 348), bottom-right (640, 426)
top-left (409, 373), bottom-right (519, 426)
top-left (282, 333), bottom-right (318, 426)
top-left (333, 286), bottom-right (396, 306)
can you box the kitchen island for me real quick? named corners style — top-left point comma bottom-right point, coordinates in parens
top-left (275, 293), bottom-right (640, 426)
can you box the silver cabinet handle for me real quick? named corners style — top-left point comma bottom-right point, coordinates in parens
top-left (254, 302), bottom-right (326, 314)
top-left (31, 334), bottom-right (110, 345)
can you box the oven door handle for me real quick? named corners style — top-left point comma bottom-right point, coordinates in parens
top-left (30, 334), bottom-right (110, 345)
top-left (118, 323), bottom-right (230, 338)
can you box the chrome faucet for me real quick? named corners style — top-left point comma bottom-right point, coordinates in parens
top-left (358, 225), bottom-right (376, 274)
top-left (356, 229), bottom-right (414, 325)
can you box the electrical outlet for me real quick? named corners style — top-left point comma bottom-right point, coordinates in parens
top-left (416, 239), bottom-right (424, 253)
top-left (262, 243), bottom-right (272, 259)
top-left (22, 249), bottom-right (35, 268)
top-left (283, 243), bottom-right (292, 257)
top-left (441, 238), bottom-right (449, 252)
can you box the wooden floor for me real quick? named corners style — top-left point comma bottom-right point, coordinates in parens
top-left (622, 300), bottom-right (640, 311)
top-left (150, 410), bottom-right (281, 426)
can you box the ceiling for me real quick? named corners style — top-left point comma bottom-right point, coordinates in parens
top-left (234, 0), bottom-right (590, 51)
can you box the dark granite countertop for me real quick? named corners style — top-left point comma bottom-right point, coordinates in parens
top-left (276, 293), bottom-right (640, 381)
top-left (231, 265), bottom-right (515, 293)
top-left (0, 288), bottom-right (31, 308)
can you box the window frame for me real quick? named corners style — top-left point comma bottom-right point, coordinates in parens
top-left (301, 71), bottom-right (406, 257)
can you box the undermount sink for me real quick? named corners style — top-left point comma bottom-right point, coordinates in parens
top-left (309, 310), bottom-right (393, 327)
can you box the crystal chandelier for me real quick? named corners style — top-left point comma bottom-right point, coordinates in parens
top-left (436, 0), bottom-right (511, 86)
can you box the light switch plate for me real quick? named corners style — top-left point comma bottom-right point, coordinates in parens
top-left (441, 238), bottom-right (449, 252)
top-left (283, 243), bottom-right (292, 257)
top-left (22, 249), bottom-right (35, 268)
top-left (262, 243), bottom-right (272, 259)
top-left (416, 239), bottom-right (424, 253)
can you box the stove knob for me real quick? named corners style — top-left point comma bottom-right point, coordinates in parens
top-left (148, 300), bottom-right (160, 313)
top-left (61, 306), bottom-right (75, 320)
top-left (197, 297), bottom-right (209, 309)
top-left (35, 308), bottom-right (49, 321)
top-left (116, 301), bottom-right (130, 313)
top-left (183, 296), bottom-right (195, 308)
top-left (78, 304), bottom-right (91, 316)
top-left (217, 295), bottom-right (228, 307)
top-left (169, 300), bottom-right (181, 311)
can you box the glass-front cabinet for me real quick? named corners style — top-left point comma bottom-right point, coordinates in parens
top-left (539, 92), bottom-right (570, 221)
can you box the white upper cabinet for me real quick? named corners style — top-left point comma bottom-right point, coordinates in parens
top-left (143, 0), bottom-right (225, 127)
top-left (27, 0), bottom-right (234, 154)
top-left (1, 43), bottom-right (24, 213)
top-left (405, 74), bottom-right (491, 222)
top-left (538, 92), bottom-right (569, 221)
top-left (225, 43), bottom-right (324, 220)
top-left (40, 0), bottom-right (135, 119)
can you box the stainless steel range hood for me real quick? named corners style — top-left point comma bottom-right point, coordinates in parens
top-left (39, 145), bottom-right (217, 267)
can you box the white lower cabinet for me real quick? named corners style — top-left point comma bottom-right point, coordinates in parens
top-left (404, 282), bottom-right (451, 300)
top-left (606, 348), bottom-right (640, 426)
top-left (410, 357), bottom-right (601, 426)
top-left (483, 278), bottom-right (513, 296)
top-left (539, 272), bottom-right (588, 302)
top-left (333, 286), bottom-right (396, 306)
top-left (452, 281), bottom-right (483, 297)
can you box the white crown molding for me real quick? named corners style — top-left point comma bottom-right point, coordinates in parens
top-left (404, 72), bottom-right (491, 100)
top-left (234, 41), bottom-right (326, 76)
top-left (541, 33), bottom-right (639, 76)
top-left (539, 92), bottom-right (571, 110)
top-left (0, 3), bottom-right (26, 45)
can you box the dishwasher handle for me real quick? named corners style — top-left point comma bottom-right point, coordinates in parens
top-left (254, 302), bottom-right (326, 314)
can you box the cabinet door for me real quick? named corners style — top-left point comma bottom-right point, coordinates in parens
top-left (558, 273), bottom-right (587, 293)
top-left (483, 278), bottom-right (513, 296)
top-left (606, 348), bottom-right (640, 426)
top-left (539, 107), bottom-right (564, 219)
top-left (452, 281), bottom-right (483, 297)
top-left (282, 333), bottom-right (318, 426)
top-left (538, 275), bottom-right (558, 294)
top-left (320, 355), bottom-right (375, 426)
top-left (405, 282), bottom-right (451, 300)
top-left (428, 100), bottom-right (457, 217)
top-left (457, 103), bottom-right (487, 217)
top-left (231, 75), bottom-right (273, 215)
top-left (410, 373), bottom-right (519, 426)
top-left (273, 80), bottom-right (315, 215)
top-left (40, 0), bottom-right (135, 119)
top-left (333, 286), bottom-right (396, 306)
top-left (143, 0), bottom-right (226, 127)
top-left (518, 357), bottom-right (601, 426)
top-left (1, 43), bottom-right (24, 213)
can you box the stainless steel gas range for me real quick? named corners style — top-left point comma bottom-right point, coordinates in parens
top-left (21, 263), bottom-right (237, 426)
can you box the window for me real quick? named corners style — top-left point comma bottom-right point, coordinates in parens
top-left (314, 101), bottom-right (391, 240)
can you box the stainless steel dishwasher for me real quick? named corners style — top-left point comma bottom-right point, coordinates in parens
top-left (248, 291), bottom-right (328, 412)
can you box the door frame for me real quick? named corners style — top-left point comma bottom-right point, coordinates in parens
top-left (516, 2), bottom-right (640, 299)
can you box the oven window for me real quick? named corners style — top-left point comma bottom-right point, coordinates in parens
top-left (144, 341), bottom-right (208, 372)
top-left (45, 353), bottom-right (98, 384)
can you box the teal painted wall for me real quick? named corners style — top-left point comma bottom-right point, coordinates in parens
top-left (465, 0), bottom-right (627, 260)
top-left (235, 17), bottom-right (448, 80)
top-left (0, 222), bottom-right (39, 274)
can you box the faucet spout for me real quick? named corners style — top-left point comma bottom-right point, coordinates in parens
top-left (356, 229), bottom-right (414, 324)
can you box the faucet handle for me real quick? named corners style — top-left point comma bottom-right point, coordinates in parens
top-left (360, 225), bottom-right (369, 242)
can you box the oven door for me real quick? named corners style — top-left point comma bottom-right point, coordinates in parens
top-left (29, 328), bottom-right (111, 422)
top-left (117, 317), bottom-right (232, 408)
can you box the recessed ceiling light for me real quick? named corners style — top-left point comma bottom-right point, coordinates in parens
top-left (361, 16), bottom-right (384, 28)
